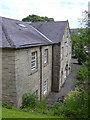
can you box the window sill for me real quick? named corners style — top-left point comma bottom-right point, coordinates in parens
top-left (29, 69), bottom-right (38, 75)
top-left (44, 63), bottom-right (48, 67)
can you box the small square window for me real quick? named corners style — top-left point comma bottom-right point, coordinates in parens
top-left (43, 80), bottom-right (48, 94)
top-left (44, 49), bottom-right (48, 64)
top-left (31, 51), bottom-right (37, 70)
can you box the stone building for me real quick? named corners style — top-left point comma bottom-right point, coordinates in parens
top-left (0, 17), bottom-right (71, 107)
top-left (31, 21), bottom-right (72, 92)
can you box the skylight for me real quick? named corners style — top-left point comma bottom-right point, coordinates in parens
top-left (16, 23), bottom-right (27, 28)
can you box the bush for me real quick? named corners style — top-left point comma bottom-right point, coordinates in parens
top-left (76, 66), bottom-right (88, 87)
top-left (21, 93), bottom-right (38, 108)
top-left (53, 88), bottom-right (88, 118)
top-left (2, 102), bottom-right (13, 109)
top-left (35, 98), bottom-right (48, 114)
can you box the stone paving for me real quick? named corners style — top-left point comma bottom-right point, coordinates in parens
top-left (46, 58), bottom-right (81, 107)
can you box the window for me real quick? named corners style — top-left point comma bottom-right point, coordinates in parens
top-left (64, 70), bottom-right (67, 79)
top-left (66, 46), bottom-right (68, 56)
top-left (34, 90), bottom-right (38, 96)
top-left (43, 80), bottom-right (48, 94)
top-left (31, 51), bottom-right (37, 70)
top-left (16, 23), bottom-right (27, 28)
top-left (44, 49), bottom-right (48, 64)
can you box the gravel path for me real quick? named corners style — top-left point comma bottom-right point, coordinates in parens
top-left (46, 58), bottom-right (81, 108)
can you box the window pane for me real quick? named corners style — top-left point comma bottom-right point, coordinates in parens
top-left (43, 80), bottom-right (48, 94)
top-left (44, 49), bottom-right (48, 64)
top-left (31, 51), bottom-right (37, 70)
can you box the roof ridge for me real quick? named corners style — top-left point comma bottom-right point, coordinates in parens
top-left (32, 20), bottom-right (68, 24)
top-left (2, 24), bottom-right (16, 48)
top-left (1, 16), bottom-right (21, 22)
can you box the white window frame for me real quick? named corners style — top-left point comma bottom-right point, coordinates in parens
top-left (43, 80), bottom-right (48, 94)
top-left (31, 51), bottom-right (37, 70)
top-left (44, 49), bottom-right (48, 64)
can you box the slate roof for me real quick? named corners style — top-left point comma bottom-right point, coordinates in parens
top-left (0, 17), bottom-right (68, 48)
top-left (31, 21), bottom-right (68, 43)
top-left (0, 17), bottom-right (53, 48)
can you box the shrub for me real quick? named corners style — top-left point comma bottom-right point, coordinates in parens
top-left (76, 66), bottom-right (88, 87)
top-left (2, 102), bottom-right (13, 109)
top-left (53, 88), bottom-right (88, 118)
top-left (22, 93), bottom-right (38, 108)
top-left (35, 98), bottom-right (47, 114)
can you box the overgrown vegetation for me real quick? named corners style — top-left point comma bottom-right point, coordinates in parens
top-left (21, 93), bottom-right (48, 114)
top-left (75, 66), bottom-right (88, 87)
top-left (21, 93), bottom-right (38, 108)
top-left (53, 88), bottom-right (88, 118)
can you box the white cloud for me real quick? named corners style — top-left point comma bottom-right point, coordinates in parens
top-left (0, 0), bottom-right (88, 28)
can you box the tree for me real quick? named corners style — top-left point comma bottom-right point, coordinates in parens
top-left (72, 29), bottom-right (89, 64)
top-left (78, 10), bottom-right (88, 28)
top-left (72, 10), bottom-right (90, 64)
top-left (22, 14), bottom-right (54, 22)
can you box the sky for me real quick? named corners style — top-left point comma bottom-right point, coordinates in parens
top-left (0, 0), bottom-right (89, 28)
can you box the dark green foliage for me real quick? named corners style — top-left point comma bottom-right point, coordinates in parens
top-left (34, 99), bottom-right (48, 114)
top-left (21, 94), bottom-right (48, 114)
top-left (41, 16), bottom-right (54, 22)
top-left (76, 66), bottom-right (88, 86)
top-left (85, 59), bottom-right (90, 83)
top-left (22, 14), bottom-right (54, 22)
top-left (2, 102), bottom-right (16, 110)
top-left (36, 98), bottom-right (47, 110)
top-left (72, 28), bottom-right (89, 64)
top-left (52, 57), bottom-right (89, 118)
top-left (22, 93), bottom-right (38, 108)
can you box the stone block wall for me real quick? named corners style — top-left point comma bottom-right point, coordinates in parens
top-left (15, 47), bottom-right (41, 107)
top-left (41, 45), bottom-right (52, 97)
top-left (0, 49), bottom-right (2, 101)
top-left (15, 45), bottom-right (52, 107)
top-left (2, 49), bottom-right (17, 106)
top-left (59, 25), bottom-right (72, 89)
top-left (2, 45), bottom-right (53, 107)
top-left (52, 44), bottom-right (60, 92)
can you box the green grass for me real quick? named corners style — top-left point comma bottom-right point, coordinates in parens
top-left (2, 107), bottom-right (60, 118)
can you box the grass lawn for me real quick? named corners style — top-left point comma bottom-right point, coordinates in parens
top-left (2, 107), bottom-right (60, 118)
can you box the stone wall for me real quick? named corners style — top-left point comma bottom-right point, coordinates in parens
top-left (0, 49), bottom-right (2, 101)
top-left (52, 24), bottom-right (72, 92)
top-left (52, 44), bottom-right (60, 92)
top-left (41, 45), bottom-right (52, 97)
top-left (2, 45), bottom-right (52, 107)
top-left (2, 49), bottom-right (17, 106)
top-left (15, 47), bottom-right (40, 107)
top-left (59, 24), bottom-right (72, 89)
top-left (15, 45), bottom-right (52, 107)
